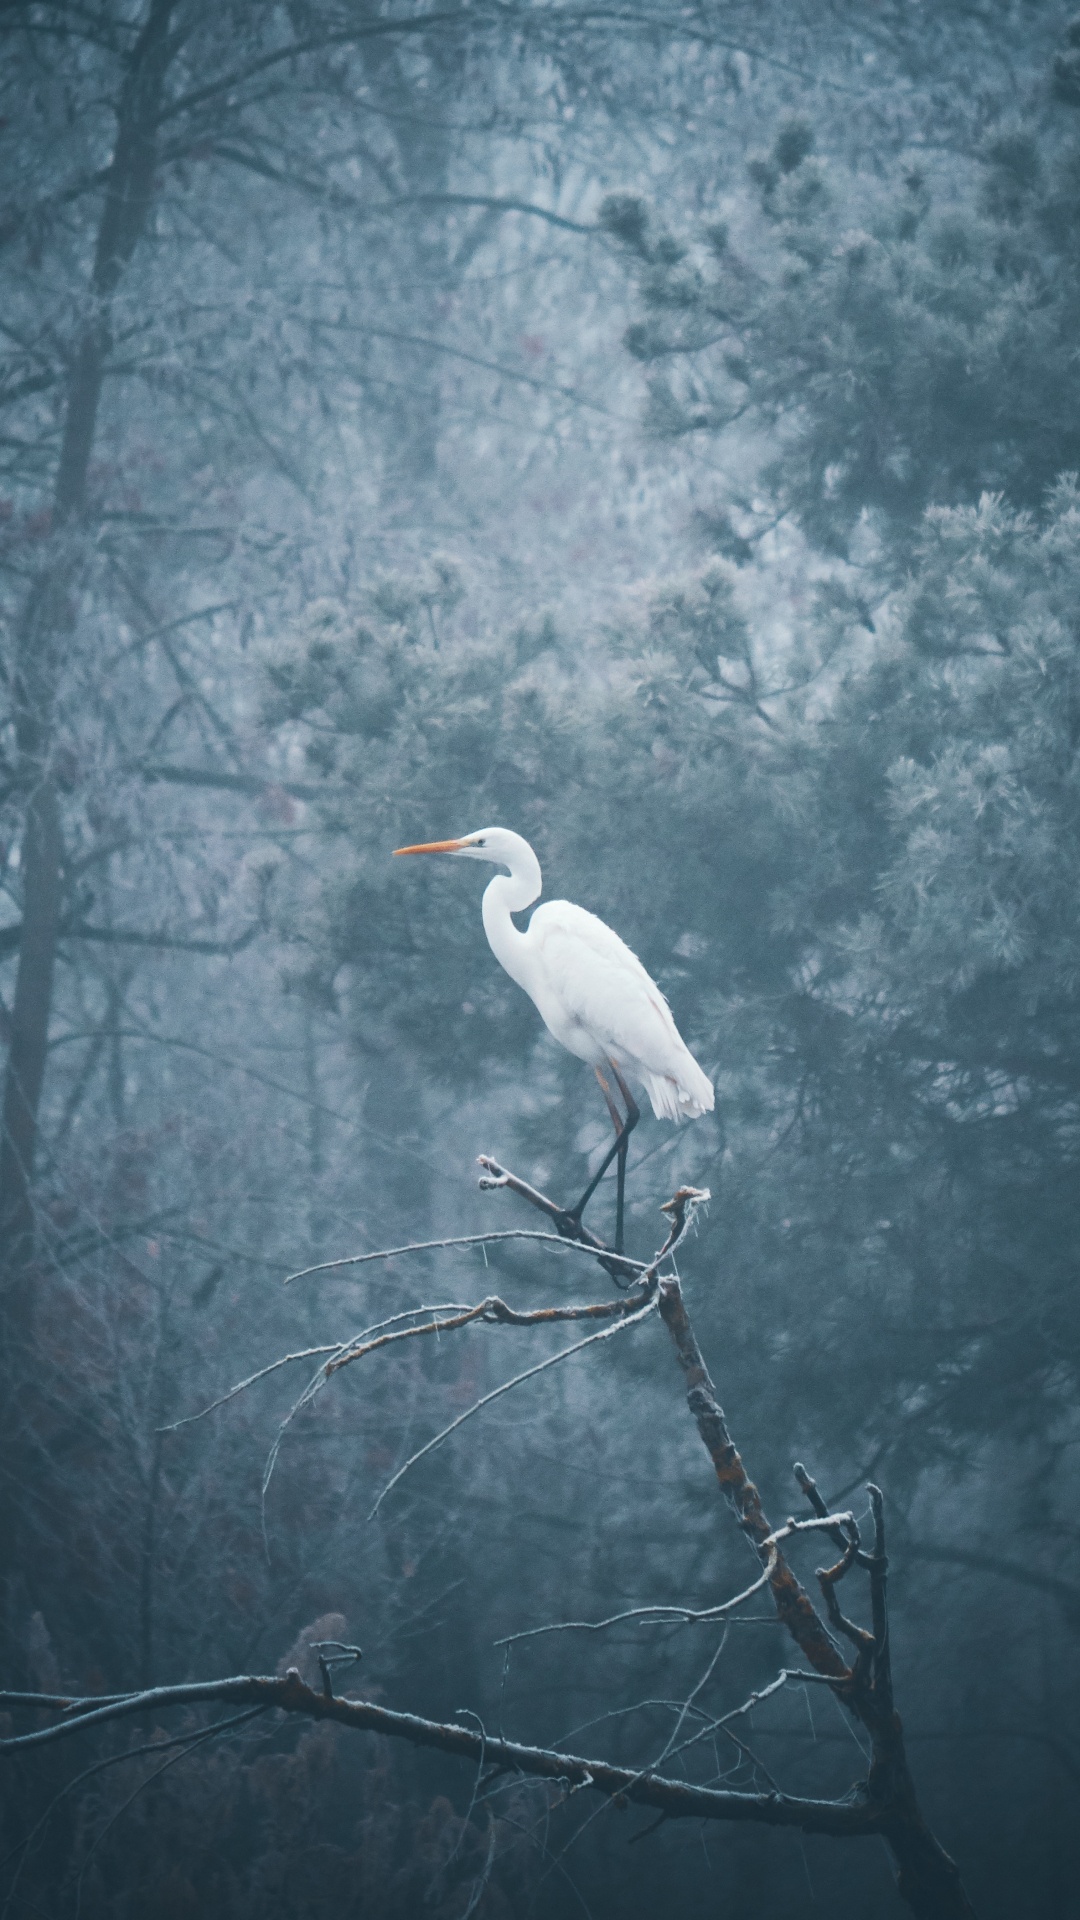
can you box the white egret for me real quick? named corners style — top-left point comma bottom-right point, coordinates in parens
top-left (393, 827), bottom-right (713, 1249)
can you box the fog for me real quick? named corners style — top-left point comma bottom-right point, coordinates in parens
top-left (1, 5), bottom-right (1077, 1915)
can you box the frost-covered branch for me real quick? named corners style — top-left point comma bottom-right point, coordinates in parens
top-left (496, 1512), bottom-right (856, 1647)
top-left (0, 1667), bottom-right (877, 1836)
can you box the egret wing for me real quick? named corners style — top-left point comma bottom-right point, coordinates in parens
top-left (529, 901), bottom-right (686, 1068)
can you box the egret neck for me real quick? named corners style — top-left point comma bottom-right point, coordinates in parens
top-left (480, 837), bottom-right (542, 992)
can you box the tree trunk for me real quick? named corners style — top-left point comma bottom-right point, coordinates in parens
top-left (0, 773), bottom-right (62, 1287)
top-left (657, 1276), bottom-right (978, 1920)
top-left (883, 1808), bottom-right (979, 1920)
top-left (0, 0), bottom-right (176, 1299)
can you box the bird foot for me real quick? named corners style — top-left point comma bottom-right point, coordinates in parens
top-left (478, 1153), bottom-right (641, 1288)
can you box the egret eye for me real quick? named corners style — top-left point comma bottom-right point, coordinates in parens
top-left (475, 838), bottom-right (486, 847)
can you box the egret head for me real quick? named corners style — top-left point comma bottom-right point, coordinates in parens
top-left (393, 827), bottom-right (528, 869)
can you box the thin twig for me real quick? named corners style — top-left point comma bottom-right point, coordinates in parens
top-left (720, 1726), bottom-right (784, 1797)
top-left (497, 1557), bottom-right (797, 1647)
top-left (0, 1708), bottom-right (265, 1914)
top-left (255, 1304), bottom-right (478, 1538)
top-left (368, 1294), bottom-right (661, 1518)
top-left (284, 1230), bottom-right (647, 1285)
top-left (158, 1341), bottom-right (344, 1430)
top-left (163, 1305), bottom-right (474, 1456)
top-left (71, 1709), bottom-right (267, 1914)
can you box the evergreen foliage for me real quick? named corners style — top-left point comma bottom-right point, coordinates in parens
top-left (263, 67), bottom-right (1080, 1498)
top-left (603, 106), bottom-right (1080, 557)
top-left (5, 5), bottom-right (1080, 1914)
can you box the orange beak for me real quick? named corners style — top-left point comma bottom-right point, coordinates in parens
top-left (393, 837), bottom-right (466, 856)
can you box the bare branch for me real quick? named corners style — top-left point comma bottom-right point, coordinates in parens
top-left (44, 1162), bottom-right (974, 1917)
top-left (327, 1291), bottom-right (642, 1376)
top-left (866, 1486), bottom-right (892, 1708)
top-left (67, 919), bottom-right (261, 956)
top-left (0, 1671), bottom-right (877, 1838)
top-left (205, 152), bottom-right (594, 235)
top-left (360, 1186), bottom-right (707, 1514)
top-left (905, 1540), bottom-right (1080, 1622)
top-left (284, 1230), bottom-right (648, 1287)
top-left (497, 1514), bottom-right (857, 1648)
top-left (658, 1279), bottom-right (850, 1682)
top-left (157, 1337), bottom-right (382, 1432)
top-left (795, 1460), bottom-right (873, 1568)
top-left (368, 1291), bottom-right (659, 1518)
top-left (477, 1156), bottom-right (705, 1285)
top-left (478, 1153), bottom-right (612, 1242)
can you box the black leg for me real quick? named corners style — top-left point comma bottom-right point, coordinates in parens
top-left (614, 1131), bottom-right (628, 1254)
top-left (608, 1064), bottom-right (639, 1255)
top-left (564, 1070), bottom-right (623, 1225)
top-left (563, 1064), bottom-right (640, 1252)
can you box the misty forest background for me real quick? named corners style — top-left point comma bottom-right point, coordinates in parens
top-left (3, 2), bottom-right (1080, 1914)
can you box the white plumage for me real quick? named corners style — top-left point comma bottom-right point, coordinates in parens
top-left (393, 826), bottom-right (714, 1123)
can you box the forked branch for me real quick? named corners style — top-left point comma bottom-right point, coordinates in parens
top-left (478, 1157), bottom-right (977, 1920)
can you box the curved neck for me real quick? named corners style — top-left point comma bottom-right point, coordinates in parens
top-left (481, 845), bottom-right (541, 986)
